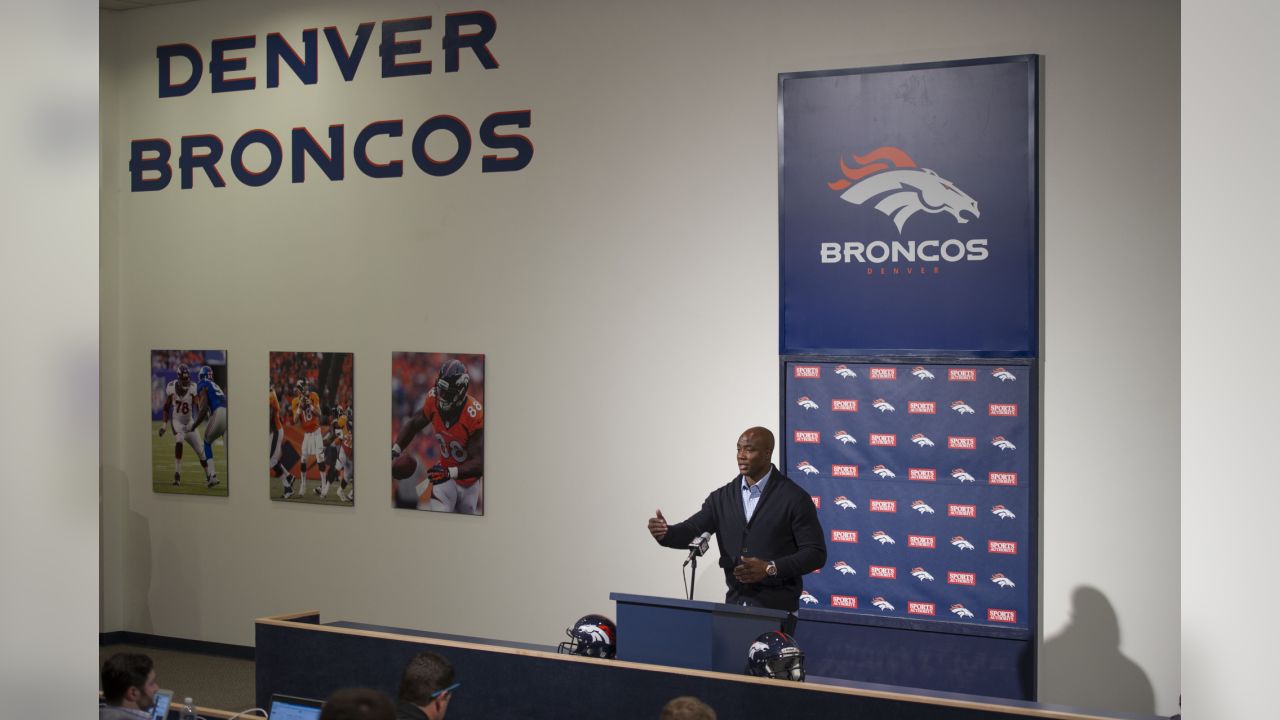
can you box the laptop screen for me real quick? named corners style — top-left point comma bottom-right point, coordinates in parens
top-left (269, 694), bottom-right (324, 720)
top-left (150, 690), bottom-right (173, 720)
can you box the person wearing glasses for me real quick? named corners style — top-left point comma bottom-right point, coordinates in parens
top-left (396, 651), bottom-right (459, 720)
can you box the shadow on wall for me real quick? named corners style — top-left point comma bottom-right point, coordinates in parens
top-left (1040, 586), bottom-right (1155, 716)
top-left (106, 464), bottom-right (155, 633)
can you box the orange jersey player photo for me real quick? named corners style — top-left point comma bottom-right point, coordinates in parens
top-left (391, 353), bottom-right (485, 515)
top-left (269, 351), bottom-right (356, 505)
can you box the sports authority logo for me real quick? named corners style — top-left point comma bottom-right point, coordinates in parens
top-left (989, 540), bottom-right (1018, 555)
top-left (831, 529), bottom-right (859, 543)
top-left (992, 367), bottom-right (1017, 382)
top-left (988, 471), bottom-right (1018, 486)
top-left (831, 594), bottom-right (859, 609)
top-left (811, 496), bottom-right (821, 508)
top-left (947, 504), bottom-right (977, 518)
top-left (950, 536), bottom-right (975, 551)
top-left (910, 499), bottom-right (935, 515)
top-left (871, 530), bottom-right (896, 545)
top-left (871, 596), bottom-right (895, 612)
top-left (869, 499), bottom-right (897, 513)
top-left (951, 468), bottom-right (976, 483)
top-left (835, 364), bottom-right (858, 379)
top-left (872, 398), bottom-right (896, 413)
top-left (908, 401), bottom-right (937, 415)
top-left (793, 366), bottom-right (821, 379)
top-left (871, 464), bottom-right (896, 479)
top-left (948, 436), bottom-right (976, 450)
top-left (908, 467), bottom-right (937, 482)
top-left (989, 403), bottom-right (1019, 417)
top-left (911, 433), bottom-right (936, 448)
top-left (948, 368), bottom-right (977, 382)
top-left (950, 400), bottom-right (976, 415)
top-left (911, 366), bottom-right (935, 380)
top-left (832, 399), bottom-right (859, 412)
top-left (834, 496), bottom-right (857, 510)
top-left (869, 565), bottom-right (896, 579)
top-left (988, 609), bottom-right (1018, 624)
top-left (950, 604), bottom-right (975, 619)
top-left (800, 590), bottom-right (819, 605)
top-left (828, 147), bottom-right (980, 232)
top-left (991, 504), bottom-right (1017, 520)
top-left (907, 534), bottom-right (936, 549)
top-left (833, 561), bottom-right (857, 575)
top-left (910, 567), bottom-right (935, 582)
top-left (908, 601), bottom-right (937, 616)
top-left (794, 430), bottom-right (821, 444)
top-left (991, 573), bottom-right (1016, 588)
top-left (992, 436), bottom-right (1017, 451)
top-left (869, 433), bottom-right (897, 447)
top-left (796, 396), bottom-right (819, 410)
top-left (832, 464), bottom-right (859, 478)
top-left (869, 367), bottom-right (897, 380)
top-left (834, 430), bottom-right (857, 445)
top-left (796, 461), bottom-right (820, 475)
top-left (947, 571), bottom-right (977, 586)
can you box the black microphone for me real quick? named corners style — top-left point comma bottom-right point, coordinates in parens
top-left (683, 531), bottom-right (712, 567)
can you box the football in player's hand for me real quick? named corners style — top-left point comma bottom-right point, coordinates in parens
top-left (392, 454), bottom-right (418, 479)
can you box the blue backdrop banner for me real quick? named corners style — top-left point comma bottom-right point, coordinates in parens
top-left (782, 360), bottom-right (1033, 633)
top-left (779, 56), bottom-right (1038, 356)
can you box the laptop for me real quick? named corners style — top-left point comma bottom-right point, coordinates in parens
top-left (268, 694), bottom-right (325, 720)
top-left (149, 690), bottom-right (174, 720)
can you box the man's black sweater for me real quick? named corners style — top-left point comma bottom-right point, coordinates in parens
top-left (659, 465), bottom-right (826, 612)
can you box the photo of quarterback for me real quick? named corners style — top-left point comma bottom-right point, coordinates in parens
top-left (391, 352), bottom-right (484, 515)
top-left (150, 349), bottom-right (229, 496)
top-left (268, 352), bottom-right (355, 505)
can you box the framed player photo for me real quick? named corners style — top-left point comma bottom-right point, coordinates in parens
top-left (391, 352), bottom-right (485, 515)
top-left (151, 349), bottom-right (229, 496)
top-left (268, 352), bottom-right (355, 505)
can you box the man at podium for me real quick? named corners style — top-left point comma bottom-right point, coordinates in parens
top-left (647, 426), bottom-right (826, 626)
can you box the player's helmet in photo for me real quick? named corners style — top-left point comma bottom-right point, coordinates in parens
top-left (177, 363), bottom-right (191, 387)
top-left (198, 365), bottom-right (213, 382)
top-left (557, 614), bottom-right (616, 659)
top-left (746, 631), bottom-right (805, 682)
top-left (295, 379), bottom-right (307, 395)
top-left (435, 359), bottom-right (470, 415)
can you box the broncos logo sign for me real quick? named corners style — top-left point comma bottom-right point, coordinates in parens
top-left (799, 591), bottom-right (819, 605)
top-left (871, 596), bottom-right (895, 611)
top-left (991, 573), bottom-right (1017, 588)
top-left (871, 530), bottom-right (896, 545)
top-left (951, 468), bottom-right (976, 483)
top-left (910, 567), bottom-right (935, 582)
top-left (910, 500), bottom-right (935, 515)
top-left (950, 604), bottom-right (975, 619)
top-left (796, 396), bottom-right (819, 410)
top-left (835, 364), bottom-right (857, 378)
top-left (871, 464), bottom-right (895, 479)
top-left (796, 461), bottom-right (820, 475)
top-left (991, 505), bottom-right (1017, 520)
top-left (828, 147), bottom-right (979, 233)
top-left (951, 400), bottom-right (975, 415)
top-left (834, 430), bottom-right (857, 445)
top-left (833, 561), bottom-right (856, 575)
top-left (872, 398), bottom-right (896, 413)
top-left (991, 436), bottom-right (1016, 451)
top-left (911, 433), bottom-right (934, 447)
top-left (911, 366), bottom-right (935, 380)
top-left (834, 496), bottom-right (856, 510)
top-left (992, 367), bottom-right (1017, 382)
top-left (950, 536), bottom-right (975, 551)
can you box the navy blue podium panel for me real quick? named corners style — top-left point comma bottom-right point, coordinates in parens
top-left (610, 593), bottom-right (787, 673)
top-left (797, 607), bottom-right (1033, 700)
top-left (254, 611), bottom-right (1161, 720)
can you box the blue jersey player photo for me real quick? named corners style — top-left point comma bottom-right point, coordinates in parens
top-left (150, 350), bottom-right (229, 496)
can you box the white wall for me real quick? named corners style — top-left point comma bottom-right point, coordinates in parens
top-left (1, 3), bottom-right (99, 719)
top-left (99, 0), bottom-right (1180, 715)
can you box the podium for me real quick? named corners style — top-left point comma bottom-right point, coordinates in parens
top-left (610, 593), bottom-right (787, 674)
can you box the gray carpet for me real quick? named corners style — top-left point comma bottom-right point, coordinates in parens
top-left (99, 644), bottom-right (258, 714)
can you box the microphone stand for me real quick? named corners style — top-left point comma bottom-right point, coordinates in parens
top-left (688, 554), bottom-right (697, 600)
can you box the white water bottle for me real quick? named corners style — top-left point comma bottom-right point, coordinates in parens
top-left (179, 697), bottom-right (197, 720)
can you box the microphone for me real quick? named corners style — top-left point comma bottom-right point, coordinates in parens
top-left (683, 532), bottom-right (712, 567)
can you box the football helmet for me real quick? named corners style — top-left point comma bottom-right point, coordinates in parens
top-left (198, 365), bottom-right (213, 383)
top-left (746, 631), bottom-right (805, 682)
top-left (557, 614), bottom-right (616, 659)
top-left (176, 364), bottom-right (191, 388)
top-left (295, 379), bottom-right (307, 395)
top-left (435, 360), bottom-right (470, 415)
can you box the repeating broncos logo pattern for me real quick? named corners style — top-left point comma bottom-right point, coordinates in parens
top-left (828, 146), bottom-right (979, 233)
